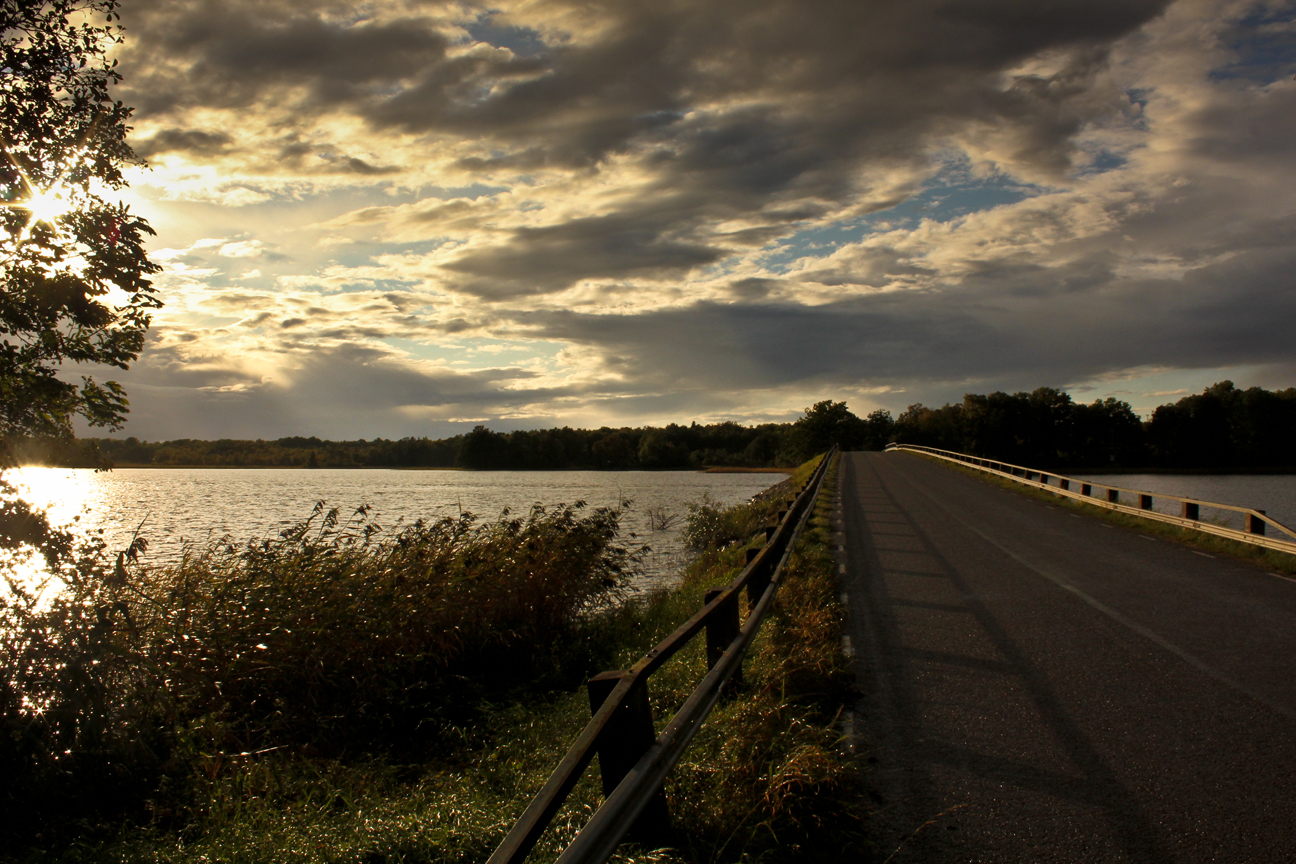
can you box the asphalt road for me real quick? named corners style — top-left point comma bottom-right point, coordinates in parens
top-left (838, 451), bottom-right (1296, 863)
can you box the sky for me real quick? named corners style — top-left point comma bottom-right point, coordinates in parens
top-left (83, 0), bottom-right (1296, 440)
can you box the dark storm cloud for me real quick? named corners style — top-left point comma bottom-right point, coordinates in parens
top-left (116, 0), bottom-right (1172, 294)
top-left (132, 128), bottom-right (234, 159)
top-left (443, 212), bottom-right (723, 298)
top-left (520, 235), bottom-right (1296, 398)
top-left (118, 0), bottom-right (454, 115)
top-left (104, 342), bottom-right (576, 439)
top-left (104, 0), bottom-right (1296, 437)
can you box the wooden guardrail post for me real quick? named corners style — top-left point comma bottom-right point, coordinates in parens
top-left (1041, 473), bottom-right (1050, 485)
top-left (1081, 483), bottom-right (1092, 497)
top-left (586, 672), bottom-right (672, 846)
top-left (1107, 489), bottom-right (1120, 504)
top-left (748, 558), bottom-right (771, 611)
top-left (1059, 479), bottom-right (1070, 491)
top-left (1182, 502), bottom-right (1199, 520)
top-left (1248, 510), bottom-right (1267, 536)
top-left (704, 588), bottom-right (742, 685)
top-left (1140, 494), bottom-right (1153, 511)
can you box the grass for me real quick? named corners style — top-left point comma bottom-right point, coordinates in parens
top-left (1, 455), bottom-right (862, 863)
top-left (907, 451), bottom-right (1296, 575)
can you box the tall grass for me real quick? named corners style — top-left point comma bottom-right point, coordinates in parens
top-left (1, 458), bottom-right (862, 863)
top-left (0, 500), bottom-right (639, 857)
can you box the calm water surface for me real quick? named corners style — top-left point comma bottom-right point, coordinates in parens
top-left (13, 467), bottom-right (785, 589)
top-left (1070, 473), bottom-right (1296, 535)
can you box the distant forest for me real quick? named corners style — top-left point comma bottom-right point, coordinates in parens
top-left (887, 381), bottom-right (1296, 470)
top-left (17, 381), bottom-right (1296, 471)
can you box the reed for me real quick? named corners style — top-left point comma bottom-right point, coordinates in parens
top-left (0, 499), bottom-right (639, 856)
top-left (1, 457), bottom-right (861, 863)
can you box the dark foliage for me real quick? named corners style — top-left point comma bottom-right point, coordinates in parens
top-left (0, 500), bottom-right (639, 853)
top-left (893, 382), bottom-right (1296, 469)
top-left (67, 421), bottom-right (803, 470)
top-left (1, 0), bottom-right (159, 444)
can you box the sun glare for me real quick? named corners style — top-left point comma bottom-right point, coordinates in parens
top-left (22, 185), bottom-right (74, 225)
top-left (0, 468), bottom-right (95, 610)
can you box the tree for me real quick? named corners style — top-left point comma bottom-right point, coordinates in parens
top-left (788, 400), bottom-right (866, 460)
top-left (862, 408), bottom-right (894, 450)
top-left (1, 0), bottom-right (160, 451)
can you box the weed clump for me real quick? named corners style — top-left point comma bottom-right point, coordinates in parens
top-left (0, 499), bottom-right (638, 855)
top-left (681, 492), bottom-right (768, 552)
top-left (0, 457), bottom-right (861, 863)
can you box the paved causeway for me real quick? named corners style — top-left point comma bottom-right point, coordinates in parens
top-left (838, 451), bottom-right (1296, 863)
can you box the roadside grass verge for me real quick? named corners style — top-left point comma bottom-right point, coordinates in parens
top-left (1, 455), bottom-right (859, 863)
top-left (906, 452), bottom-right (1296, 575)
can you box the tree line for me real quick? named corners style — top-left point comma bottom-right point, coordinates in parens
top-left (26, 420), bottom-right (803, 470)
top-left (15, 382), bottom-right (1294, 471)
top-left (883, 381), bottom-right (1296, 470)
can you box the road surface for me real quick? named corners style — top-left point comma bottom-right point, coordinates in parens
top-left (838, 451), bottom-right (1296, 863)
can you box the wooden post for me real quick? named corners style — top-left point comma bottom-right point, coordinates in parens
top-left (1107, 489), bottom-right (1120, 504)
top-left (1140, 494), bottom-right (1153, 510)
top-left (587, 672), bottom-right (672, 846)
top-left (1081, 483), bottom-right (1092, 497)
top-left (747, 559), bottom-right (771, 612)
top-left (1182, 502), bottom-right (1199, 521)
top-left (704, 588), bottom-right (742, 685)
top-left (1059, 479), bottom-right (1070, 491)
top-left (1248, 510), bottom-right (1267, 536)
top-left (745, 547), bottom-right (759, 565)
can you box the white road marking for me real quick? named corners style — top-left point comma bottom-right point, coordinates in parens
top-left (839, 563), bottom-right (847, 574)
top-left (841, 635), bottom-right (854, 658)
top-left (1193, 551), bottom-right (1215, 559)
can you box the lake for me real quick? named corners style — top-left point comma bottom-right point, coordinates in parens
top-left (1069, 473), bottom-right (1296, 535)
top-left (9, 467), bottom-right (786, 590)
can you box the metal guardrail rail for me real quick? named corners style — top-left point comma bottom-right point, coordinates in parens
top-left (886, 443), bottom-right (1296, 556)
top-left (486, 447), bottom-right (838, 864)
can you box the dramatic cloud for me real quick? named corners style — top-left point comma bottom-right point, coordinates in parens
top-left (75, 0), bottom-right (1296, 437)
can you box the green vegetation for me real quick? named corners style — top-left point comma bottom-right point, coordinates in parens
top-left (0, 455), bottom-right (860, 862)
top-left (20, 381), bottom-right (1296, 474)
top-left (16, 405), bottom-right (868, 470)
top-left (888, 381), bottom-right (1296, 470)
top-left (1, 0), bottom-right (159, 445)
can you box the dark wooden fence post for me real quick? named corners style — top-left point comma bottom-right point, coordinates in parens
top-left (587, 672), bottom-right (672, 847)
top-left (1182, 502), bottom-right (1199, 521)
top-left (748, 558), bottom-right (771, 611)
top-left (1107, 489), bottom-right (1120, 504)
top-left (1081, 483), bottom-right (1092, 497)
top-left (1248, 510), bottom-right (1267, 536)
top-left (1140, 494), bottom-right (1153, 510)
top-left (1059, 479), bottom-right (1070, 491)
top-left (704, 588), bottom-right (741, 685)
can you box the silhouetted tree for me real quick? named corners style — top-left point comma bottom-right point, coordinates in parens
top-left (789, 400), bottom-right (866, 459)
top-left (1, 0), bottom-right (159, 447)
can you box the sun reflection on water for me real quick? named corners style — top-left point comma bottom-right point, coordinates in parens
top-left (2, 467), bottom-right (103, 609)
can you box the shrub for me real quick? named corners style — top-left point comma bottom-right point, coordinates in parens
top-left (0, 499), bottom-right (640, 852)
top-left (681, 492), bottom-right (767, 552)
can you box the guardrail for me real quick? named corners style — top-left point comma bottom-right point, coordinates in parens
top-left (486, 447), bottom-right (838, 864)
top-left (885, 444), bottom-right (1296, 556)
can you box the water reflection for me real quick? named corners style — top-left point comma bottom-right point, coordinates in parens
top-left (2, 467), bottom-right (784, 591)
